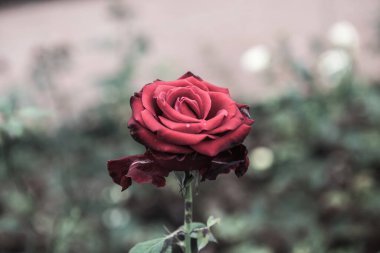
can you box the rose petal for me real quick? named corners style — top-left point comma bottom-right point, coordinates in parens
top-left (156, 93), bottom-right (201, 123)
top-left (130, 94), bottom-right (146, 126)
top-left (207, 106), bottom-right (244, 134)
top-left (178, 72), bottom-right (209, 91)
top-left (190, 86), bottom-right (212, 118)
top-left (178, 72), bottom-right (230, 95)
top-left (179, 72), bottom-right (230, 94)
top-left (178, 71), bottom-right (203, 81)
top-left (156, 78), bottom-right (209, 92)
top-left (159, 116), bottom-right (204, 133)
top-left (207, 92), bottom-right (236, 118)
top-left (201, 80), bottom-right (230, 94)
top-left (166, 87), bottom-right (201, 108)
top-left (140, 110), bottom-right (211, 145)
top-left (141, 82), bottom-right (160, 114)
top-left (238, 104), bottom-right (255, 125)
top-left (191, 124), bottom-right (252, 156)
top-left (166, 86), bottom-right (211, 119)
top-left (128, 118), bottom-right (193, 154)
top-left (175, 97), bottom-right (200, 118)
top-left (158, 109), bottom-right (227, 134)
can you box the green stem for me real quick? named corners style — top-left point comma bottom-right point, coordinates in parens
top-left (184, 180), bottom-right (193, 253)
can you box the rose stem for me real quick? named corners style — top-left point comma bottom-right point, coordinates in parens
top-left (184, 179), bottom-right (193, 253)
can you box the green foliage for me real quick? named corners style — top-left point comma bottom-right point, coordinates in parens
top-left (128, 215), bottom-right (219, 253)
top-left (129, 238), bottom-right (172, 253)
top-left (189, 216), bottom-right (219, 251)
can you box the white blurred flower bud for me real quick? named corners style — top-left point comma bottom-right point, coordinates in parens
top-left (328, 21), bottom-right (359, 49)
top-left (250, 146), bottom-right (274, 171)
top-left (241, 45), bottom-right (271, 73)
top-left (318, 49), bottom-right (351, 79)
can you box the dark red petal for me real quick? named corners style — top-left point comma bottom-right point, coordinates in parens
top-left (128, 118), bottom-right (193, 154)
top-left (141, 110), bottom-right (211, 145)
top-left (126, 158), bottom-right (170, 187)
top-left (107, 154), bottom-right (170, 190)
top-left (238, 104), bottom-right (255, 125)
top-left (148, 150), bottom-right (211, 172)
top-left (107, 155), bottom-right (144, 191)
top-left (200, 145), bottom-right (249, 181)
top-left (191, 124), bottom-right (252, 156)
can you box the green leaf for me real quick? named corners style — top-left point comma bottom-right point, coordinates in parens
top-left (189, 222), bottom-right (206, 231)
top-left (187, 216), bottom-right (220, 250)
top-left (129, 238), bottom-right (172, 253)
top-left (197, 232), bottom-right (209, 250)
top-left (194, 227), bottom-right (217, 251)
top-left (207, 216), bottom-right (220, 228)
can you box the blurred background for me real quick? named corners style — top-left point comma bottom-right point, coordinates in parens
top-left (1, 0), bottom-right (380, 252)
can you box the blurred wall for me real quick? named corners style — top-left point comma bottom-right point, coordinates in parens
top-left (0, 0), bottom-right (379, 110)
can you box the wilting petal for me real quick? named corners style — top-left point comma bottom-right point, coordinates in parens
top-left (200, 145), bottom-right (249, 181)
top-left (108, 154), bottom-right (171, 191)
top-left (148, 150), bottom-right (211, 172)
top-left (127, 158), bottom-right (170, 187)
top-left (107, 155), bottom-right (143, 191)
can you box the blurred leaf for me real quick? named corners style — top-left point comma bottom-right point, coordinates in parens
top-left (129, 237), bottom-right (172, 253)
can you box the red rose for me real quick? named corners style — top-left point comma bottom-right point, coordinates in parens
top-left (108, 72), bottom-right (254, 190)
